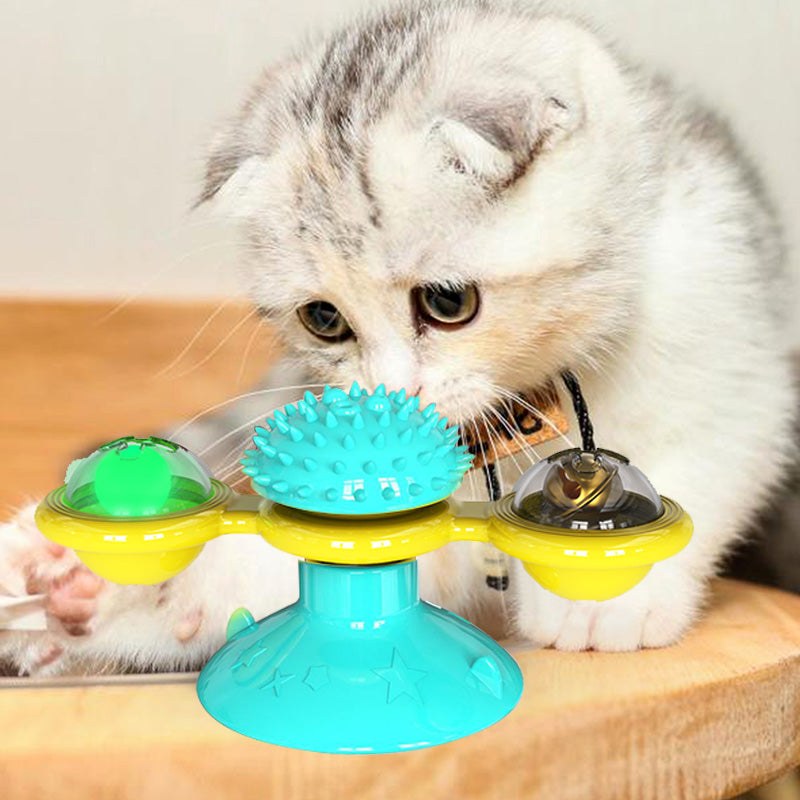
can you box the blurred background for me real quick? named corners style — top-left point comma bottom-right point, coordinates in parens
top-left (1, 0), bottom-right (799, 336)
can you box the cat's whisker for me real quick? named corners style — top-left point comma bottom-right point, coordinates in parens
top-left (169, 308), bottom-right (259, 380)
top-left (212, 428), bottom-right (265, 474)
top-left (197, 410), bottom-right (277, 457)
top-left (194, 385), bottom-right (347, 456)
top-left (230, 475), bottom-right (252, 491)
top-left (236, 317), bottom-right (267, 387)
top-left (479, 407), bottom-right (525, 478)
top-left (478, 409), bottom-right (505, 496)
top-left (217, 462), bottom-right (251, 490)
top-left (152, 297), bottom-right (237, 379)
top-left (465, 421), bottom-right (482, 501)
top-left (169, 383), bottom-right (331, 439)
top-left (483, 405), bottom-right (537, 472)
top-left (219, 463), bottom-right (247, 484)
top-left (209, 434), bottom-right (256, 475)
top-left (472, 376), bottom-right (543, 466)
top-left (494, 386), bottom-right (575, 449)
top-left (452, 400), bottom-right (480, 501)
top-left (215, 434), bottom-right (260, 475)
top-left (94, 240), bottom-right (245, 325)
top-left (217, 468), bottom-right (240, 485)
top-left (490, 396), bottom-right (544, 464)
top-left (214, 449), bottom-right (253, 480)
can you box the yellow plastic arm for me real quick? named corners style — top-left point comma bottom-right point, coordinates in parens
top-left (219, 494), bottom-right (264, 535)
top-left (447, 499), bottom-right (491, 543)
top-left (36, 483), bottom-right (692, 601)
top-left (255, 499), bottom-right (492, 565)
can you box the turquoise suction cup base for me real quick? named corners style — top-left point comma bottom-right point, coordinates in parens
top-left (197, 560), bottom-right (523, 753)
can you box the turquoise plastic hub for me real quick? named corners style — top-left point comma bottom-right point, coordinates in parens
top-left (241, 383), bottom-right (474, 515)
top-left (197, 560), bottom-right (523, 753)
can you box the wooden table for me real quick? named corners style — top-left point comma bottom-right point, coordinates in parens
top-left (1, 299), bottom-right (799, 800)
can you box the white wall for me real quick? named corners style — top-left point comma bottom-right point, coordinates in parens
top-left (0, 0), bottom-right (367, 299)
top-left (2, 0), bottom-right (799, 328)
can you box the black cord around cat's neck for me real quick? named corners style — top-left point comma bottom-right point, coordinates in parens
top-left (479, 371), bottom-right (596, 504)
top-left (561, 370), bottom-right (596, 452)
top-left (482, 461), bottom-right (501, 502)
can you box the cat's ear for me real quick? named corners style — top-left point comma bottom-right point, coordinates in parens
top-left (424, 16), bottom-right (610, 191)
top-left (199, 152), bottom-right (275, 218)
top-left (430, 119), bottom-right (516, 182)
top-left (196, 67), bottom-right (292, 209)
top-left (428, 94), bottom-right (580, 190)
top-left (197, 128), bottom-right (256, 208)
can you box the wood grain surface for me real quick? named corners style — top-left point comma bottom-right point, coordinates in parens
top-left (1, 299), bottom-right (799, 800)
top-left (1, 580), bottom-right (799, 800)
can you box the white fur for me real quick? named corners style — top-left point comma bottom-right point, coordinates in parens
top-left (0, 3), bottom-right (795, 673)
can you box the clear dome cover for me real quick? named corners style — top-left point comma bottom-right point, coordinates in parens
top-left (63, 436), bottom-right (213, 517)
top-left (511, 449), bottom-right (663, 531)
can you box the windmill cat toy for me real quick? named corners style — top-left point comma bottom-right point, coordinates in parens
top-left (34, 381), bottom-right (692, 753)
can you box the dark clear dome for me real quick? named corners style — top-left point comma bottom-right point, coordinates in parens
top-left (511, 449), bottom-right (663, 531)
top-left (64, 436), bottom-right (213, 518)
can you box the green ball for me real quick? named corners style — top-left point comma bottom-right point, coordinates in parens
top-left (63, 436), bottom-right (213, 518)
top-left (93, 443), bottom-right (173, 516)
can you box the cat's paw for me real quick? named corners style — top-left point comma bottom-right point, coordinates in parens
top-left (13, 636), bottom-right (67, 677)
top-left (31, 566), bottom-right (105, 638)
top-left (173, 606), bottom-right (205, 643)
top-left (513, 561), bottom-right (704, 651)
top-left (0, 504), bottom-right (106, 643)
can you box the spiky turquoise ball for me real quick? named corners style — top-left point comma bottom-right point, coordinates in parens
top-left (241, 383), bottom-right (473, 515)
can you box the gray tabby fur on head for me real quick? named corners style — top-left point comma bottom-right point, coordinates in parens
top-left (200, 0), bottom-right (778, 425)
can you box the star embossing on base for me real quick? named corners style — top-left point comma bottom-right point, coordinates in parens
top-left (303, 665), bottom-right (330, 691)
top-left (259, 668), bottom-right (294, 696)
top-left (374, 649), bottom-right (427, 704)
top-left (232, 637), bottom-right (269, 671)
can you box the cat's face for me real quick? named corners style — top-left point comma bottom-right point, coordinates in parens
top-left (204, 9), bottom-right (648, 426)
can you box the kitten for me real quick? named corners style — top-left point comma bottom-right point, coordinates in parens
top-left (2, 0), bottom-right (796, 675)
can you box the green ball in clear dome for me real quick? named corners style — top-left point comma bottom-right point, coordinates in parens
top-left (64, 436), bottom-right (213, 518)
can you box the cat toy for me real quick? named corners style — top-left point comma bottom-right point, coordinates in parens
top-left (34, 382), bottom-right (692, 753)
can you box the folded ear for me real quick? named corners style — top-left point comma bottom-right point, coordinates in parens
top-left (197, 127), bottom-right (250, 207)
top-left (428, 93), bottom-right (579, 190)
top-left (430, 118), bottom-right (515, 181)
top-left (196, 67), bottom-right (293, 208)
top-left (422, 16), bottom-right (612, 192)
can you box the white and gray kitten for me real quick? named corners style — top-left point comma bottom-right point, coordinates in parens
top-left (2, 0), bottom-right (796, 675)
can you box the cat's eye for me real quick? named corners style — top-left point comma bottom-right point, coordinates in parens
top-left (297, 301), bottom-right (354, 342)
top-left (414, 283), bottom-right (480, 328)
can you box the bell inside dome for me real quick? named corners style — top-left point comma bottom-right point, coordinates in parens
top-left (511, 449), bottom-right (663, 531)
